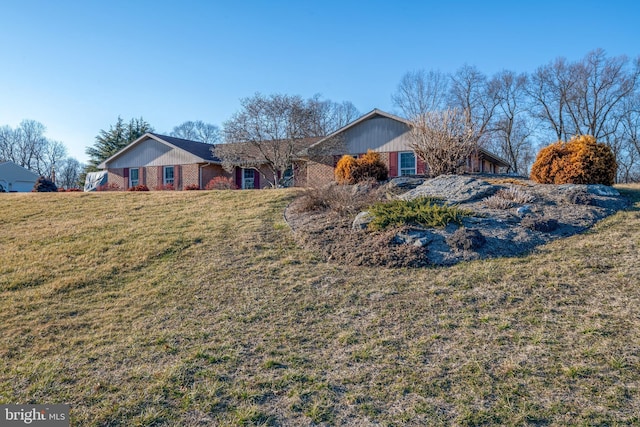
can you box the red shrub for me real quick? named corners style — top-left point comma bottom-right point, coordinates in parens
top-left (205, 176), bottom-right (237, 190)
top-left (97, 183), bottom-right (121, 191)
top-left (127, 185), bottom-right (149, 191)
top-left (184, 184), bottom-right (200, 190)
top-left (155, 183), bottom-right (175, 191)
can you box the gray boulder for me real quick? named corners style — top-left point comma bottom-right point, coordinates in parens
top-left (384, 177), bottom-right (426, 192)
top-left (400, 175), bottom-right (496, 203)
top-left (352, 211), bottom-right (373, 230)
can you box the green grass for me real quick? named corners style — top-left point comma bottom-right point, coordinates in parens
top-left (0, 186), bottom-right (639, 425)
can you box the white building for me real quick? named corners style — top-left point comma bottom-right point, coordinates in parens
top-left (0, 161), bottom-right (39, 192)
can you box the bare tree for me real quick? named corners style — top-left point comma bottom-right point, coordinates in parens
top-left (409, 108), bottom-right (476, 177)
top-left (449, 65), bottom-right (499, 145)
top-left (568, 49), bottom-right (640, 139)
top-left (490, 70), bottom-right (534, 174)
top-left (392, 69), bottom-right (449, 119)
top-left (0, 125), bottom-right (18, 162)
top-left (0, 120), bottom-right (68, 177)
top-left (215, 93), bottom-right (319, 188)
top-left (618, 93), bottom-right (640, 181)
top-left (15, 120), bottom-right (49, 173)
top-left (527, 57), bottom-right (577, 141)
top-left (170, 120), bottom-right (220, 144)
top-left (308, 95), bottom-right (361, 135)
top-left (57, 157), bottom-right (83, 189)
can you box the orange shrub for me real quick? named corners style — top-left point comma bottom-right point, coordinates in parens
top-left (335, 150), bottom-right (389, 184)
top-left (335, 155), bottom-right (358, 184)
top-left (530, 135), bottom-right (616, 185)
top-left (530, 141), bottom-right (570, 184)
top-left (352, 150), bottom-right (388, 183)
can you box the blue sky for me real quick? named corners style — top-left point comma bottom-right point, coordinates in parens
top-left (1, 0), bottom-right (639, 163)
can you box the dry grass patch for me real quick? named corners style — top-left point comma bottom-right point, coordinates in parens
top-left (0, 186), bottom-right (639, 425)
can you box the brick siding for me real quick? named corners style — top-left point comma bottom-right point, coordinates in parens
top-left (107, 169), bottom-right (125, 190)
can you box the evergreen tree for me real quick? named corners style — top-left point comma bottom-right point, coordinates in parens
top-left (84, 117), bottom-right (153, 174)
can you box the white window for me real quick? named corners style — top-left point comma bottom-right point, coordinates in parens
top-left (164, 166), bottom-right (174, 185)
top-left (242, 168), bottom-right (254, 189)
top-left (129, 168), bottom-right (139, 187)
top-left (399, 152), bottom-right (416, 176)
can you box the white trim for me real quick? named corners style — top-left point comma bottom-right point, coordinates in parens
top-left (129, 168), bottom-right (139, 187)
top-left (242, 168), bottom-right (255, 189)
top-left (398, 151), bottom-right (416, 176)
top-left (163, 166), bottom-right (175, 185)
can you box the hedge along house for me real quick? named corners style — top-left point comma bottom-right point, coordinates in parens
top-left (297, 109), bottom-right (510, 187)
top-left (98, 133), bottom-right (295, 190)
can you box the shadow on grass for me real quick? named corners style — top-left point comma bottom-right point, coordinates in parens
top-left (616, 185), bottom-right (640, 211)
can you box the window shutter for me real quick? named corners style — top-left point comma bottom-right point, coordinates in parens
top-left (417, 156), bottom-right (426, 175)
top-left (174, 165), bottom-right (181, 190)
top-left (158, 167), bottom-right (163, 186)
top-left (235, 168), bottom-right (242, 188)
top-left (123, 168), bottom-right (129, 189)
top-left (389, 152), bottom-right (398, 177)
top-left (142, 168), bottom-right (146, 185)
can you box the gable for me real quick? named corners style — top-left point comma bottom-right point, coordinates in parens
top-left (103, 136), bottom-right (210, 168)
top-left (342, 116), bottom-right (413, 154)
top-left (308, 110), bottom-right (415, 156)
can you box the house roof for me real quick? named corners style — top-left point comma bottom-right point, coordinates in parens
top-left (476, 148), bottom-right (511, 168)
top-left (149, 133), bottom-right (221, 162)
top-left (0, 160), bottom-right (40, 179)
top-left (98, 133), bottom-right (220, 168)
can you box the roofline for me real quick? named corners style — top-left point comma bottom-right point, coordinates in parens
top-left (477, 148), bottom-right (511, 168)
top-left (0, 160), bottom-right (40, 177)
top-left (97, 133), bottom-right (218, 168)
top-left (307, 108), bottom-right (411, 151)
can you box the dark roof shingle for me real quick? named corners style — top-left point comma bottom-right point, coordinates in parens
top-left (150, 133), bottom-right (221, 162)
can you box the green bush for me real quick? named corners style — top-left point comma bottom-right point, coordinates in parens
top-left (367, 197), bottom-right (471, 230)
